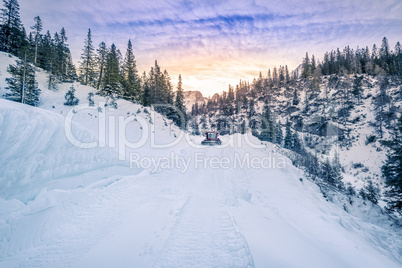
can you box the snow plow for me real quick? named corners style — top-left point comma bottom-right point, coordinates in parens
top-left (201, 131), bottom-right (222, 146)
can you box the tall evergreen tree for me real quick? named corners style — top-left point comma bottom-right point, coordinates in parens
top-left (382, 115), bottom-right (402, 214)
top-left (141, 71), bottom-right (151, 106)
top-left (174, 74), bottom-right (187, 128)
top-left (96, 41), bottom-right (107, 90)
top-left (292, 130), bottom-right (303, 153)
top-left (259, 104), bottom-right (275, 142)
top-left (373, 77), bottom-right (390, 138)
top-left (30, 16), bottom-right (42, 65)
top-left (102, 43), bottom-right (122, 95)
top-left (53, 27), bottom-right (75, 81)
top-left (122, 39), bottom-right (140, 102)
top-left (380, 37), bottom-right (390, 72)
top-left (275, 121), bottom-right (283, 145)
top-left (163, 69), bottom-right (174, 104)
top-left (79, 29), bottom-right (96, 86)
top-left (0, 0), bottom-right (25, 55)
top-left (37, 30), bottom-right (52, 70)
top-left (284, 120), bottom-right (293, 150)
top-left (302, 52), bottom-right (310, 78)
top-left (4, 56), bottom-right (40, 106)
top-left (352, 74), bottom-right (364, 104)
top-left (395, 41), bottom-right (402, 76)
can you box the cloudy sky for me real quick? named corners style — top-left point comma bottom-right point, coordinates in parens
top-left (18, 0), bottom-right (402, 96)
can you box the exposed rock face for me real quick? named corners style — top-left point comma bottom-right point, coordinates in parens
top-left (184, 91), bottom-right (208, 112)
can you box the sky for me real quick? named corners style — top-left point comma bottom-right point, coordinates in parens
top-left (18, 0), bottom-right (402, 97)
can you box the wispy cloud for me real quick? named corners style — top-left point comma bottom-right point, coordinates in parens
top-left (18, 0), bottom-right (402, 95)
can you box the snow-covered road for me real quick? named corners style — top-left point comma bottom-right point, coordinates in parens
top-left (3, 145), bottom-right (401, 267)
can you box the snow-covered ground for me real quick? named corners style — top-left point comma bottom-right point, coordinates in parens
top-left (0, 52), bottom-right (402, 267)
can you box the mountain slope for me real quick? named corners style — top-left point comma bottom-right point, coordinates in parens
top-left (186, 74), bottom-right (402, 194)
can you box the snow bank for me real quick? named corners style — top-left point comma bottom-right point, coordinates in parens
top-left (0, 99), bottom-right (128, 202)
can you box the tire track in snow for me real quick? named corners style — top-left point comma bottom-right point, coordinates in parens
top-left (153, 147), bottom-right (254, 267)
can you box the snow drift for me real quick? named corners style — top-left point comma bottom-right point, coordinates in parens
top-left (0, 99), bottom-right (128, 202)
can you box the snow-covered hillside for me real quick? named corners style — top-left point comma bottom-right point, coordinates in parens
top-left (186, 74), bottom-right (402, 194)
top-left (1, 52), bottom-right (402, 267)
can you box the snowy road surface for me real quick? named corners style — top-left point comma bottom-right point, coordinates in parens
top-left (1, 99), bottom-right (402, 267)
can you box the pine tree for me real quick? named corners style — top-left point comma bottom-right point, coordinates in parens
top-left (47, 66), bottom-right (57, 90)
top-left (4, 56), bottom-right (40, 106)
top-left (0, 0), bottom-right (25, 55)
top-left (141, 71), bottom-right (151, 106)
top-left (87, 92), bottom-right (94, 106)
top-left (79, 29), bottom-right (96, 86)
top-left (30, 16), bottom-right (42, 65)
top-left (275, 121), bottom-right (283, 145)
top-left (174, 74), bottom-right (187, 128)
top-left (292, 130), bottom-right (303, 153)
top-left (53, 27), bottom-right (75, 81)
top-left (380, 37), bottom-right (390, 72)
top-left (102, 43), bottom-right (122, 95)
top-left (36, 30), bottom-right (52, 70)
top-left (285, 65), bottom-right (290, 84)
top-left (395, 41), bottom-right (402, 76)
top-left (284, 120), bottom-right (293, 149)
top-left (292, 89), bottom-right (300, 106)
top-left (64, 84), bottom-right (79, 106)
top-left (240, 120), bottom-right (246, 134)
top-left (122, 39), bottom-right (140, 101)
top-left (96, 42), bottom-right (107, 90)
top-left (302, 52), bottom-right (310, 78)
top-left (382, 115), bottom-right (402, 214)
top-left (163, 69), bottom-right (174, 104)
top-left (321, 159), bottom-right (343, 187)
top-left (352, 74), bottom-right (363, 104)
top-left (373, 77), bottom-right (390, 138)
top-left (259, 104), bottom-right (275, 142)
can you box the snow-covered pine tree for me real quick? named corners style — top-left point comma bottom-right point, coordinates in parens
top-left (382, 114), bottom-right (402, 214)
top-left (4, 56), bottom-right (40, 106)
top-left (373, 77), bottom-right (391, 138)
top-left (275, 121), bottom-right (283, 145)
top-left (64, 84), bottom-right (79, 106)
top-left (87, 92), bottom-right (94, 106)
top-left (395, 42), bottom-right (402, 76)
top-left (292, 130), bottom-right (304, 154)
top-left (352, 74), bottom-right (364, 104)
top-left (320, 158), bottom-right (343, 188)
top-left (283, 120), bottom-right (292, 150)
top-left (47, 67), bottom-right (57, 90)
top-left (292, 89), bottom-right (300, 106)
top-left (79, 29), bottom-right (96, 86)
top-left (240, 120), bottom-right (246, 134)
